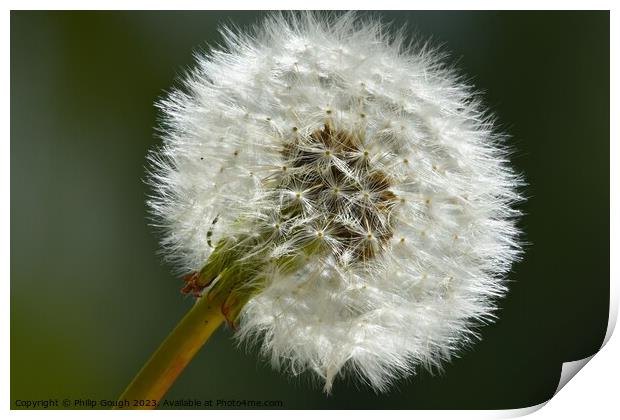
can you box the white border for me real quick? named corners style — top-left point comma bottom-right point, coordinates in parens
top-left (2, 0), bottom-right (618, 10)
top-left (4, 2), bottom-right (616, 419)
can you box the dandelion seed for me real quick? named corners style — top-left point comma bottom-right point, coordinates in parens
top-left (146, 12), bottom-right (523, 394)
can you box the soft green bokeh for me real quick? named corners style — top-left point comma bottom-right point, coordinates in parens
top-left (11, 11), bottom-right (609, 409)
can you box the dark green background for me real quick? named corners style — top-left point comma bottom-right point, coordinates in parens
top-left (11, 11), bottom-right (610, 409)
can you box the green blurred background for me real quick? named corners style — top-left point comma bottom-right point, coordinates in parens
top-left (11, 11), bottom-right (609, 409)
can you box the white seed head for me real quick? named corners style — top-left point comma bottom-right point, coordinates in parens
top-left (148, 12), bottom-right (523, 393)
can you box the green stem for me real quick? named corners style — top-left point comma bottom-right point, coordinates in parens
top-left (116, 293), bottom-right (226, 409)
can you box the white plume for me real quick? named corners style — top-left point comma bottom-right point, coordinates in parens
top-left (148, 12), bottom-right (523, 393)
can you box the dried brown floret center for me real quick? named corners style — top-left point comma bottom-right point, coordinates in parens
top-left (276, 123), bottom-right (399, 264)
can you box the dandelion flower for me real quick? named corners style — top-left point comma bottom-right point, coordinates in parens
top-left (144, 12), bottom-right (523, 395)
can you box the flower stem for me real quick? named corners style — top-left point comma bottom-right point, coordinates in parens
top-left (116, 292), bottom-right (226, 409)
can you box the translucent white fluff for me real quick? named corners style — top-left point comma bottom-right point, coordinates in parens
top-left (148, 12), bottom-right (523, 393)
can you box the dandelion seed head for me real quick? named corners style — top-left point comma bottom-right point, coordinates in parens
top-left (148, 12), bottom-right (524, 393)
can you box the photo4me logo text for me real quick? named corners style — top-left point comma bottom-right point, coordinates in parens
top-left (13, 398), bottom-right (284, 409)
